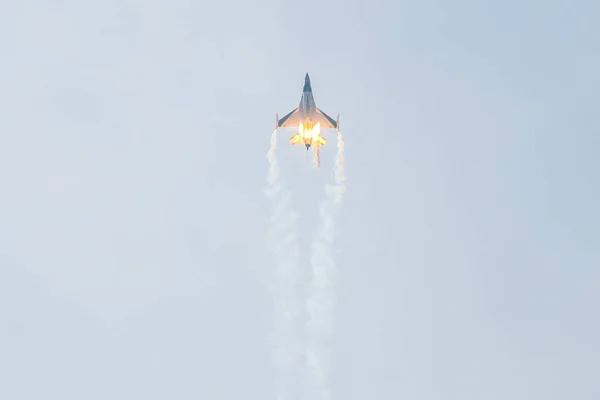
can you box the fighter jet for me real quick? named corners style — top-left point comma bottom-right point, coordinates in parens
top-left (275, 73), bottom-right (339, 152)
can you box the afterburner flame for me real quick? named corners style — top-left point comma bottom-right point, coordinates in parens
top-left (289, 122), bottom-right (327, 149)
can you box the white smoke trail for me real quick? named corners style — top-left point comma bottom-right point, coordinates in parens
top-left (305, 131), bottom-right (346, 400)
top-left (265, 129), bottom-right (302, 400)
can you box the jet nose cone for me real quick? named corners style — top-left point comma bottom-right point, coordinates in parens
top-left (303, 73), bottom-right (312, 92)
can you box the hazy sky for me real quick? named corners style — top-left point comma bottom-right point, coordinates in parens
top-left (1, 0), bottom-right (598, 399)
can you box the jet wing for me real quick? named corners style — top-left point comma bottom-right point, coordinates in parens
top-left (314, 108), bottom-right (338, 129)
top-left (278, 107), bottom-right (303, 127)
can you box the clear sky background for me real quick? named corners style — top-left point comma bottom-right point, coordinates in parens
top-left (1, 0), bottom-right (598, 399)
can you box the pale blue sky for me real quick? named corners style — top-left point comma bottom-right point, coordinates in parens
top-left (0, 0), bottom-right (598, 399)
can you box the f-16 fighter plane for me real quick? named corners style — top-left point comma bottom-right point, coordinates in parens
top-left (275, 73), bottom-right (340, 153)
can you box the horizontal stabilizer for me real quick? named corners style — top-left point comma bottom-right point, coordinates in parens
top-left (290, 134), bottom-right (302, 145)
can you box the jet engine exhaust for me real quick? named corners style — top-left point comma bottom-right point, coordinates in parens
top-left (305, 130), bottom-right (346, 400)
top-left (265, 129), bottom-right (302, 400)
